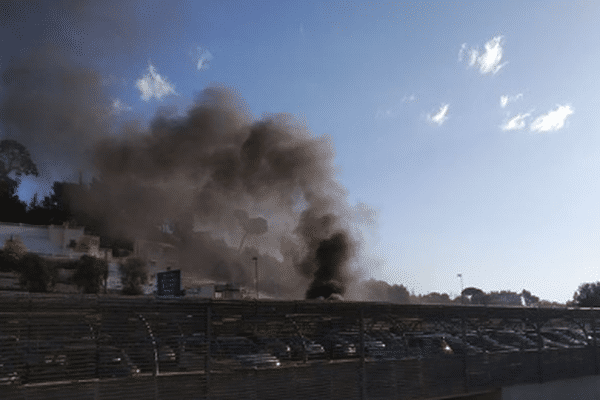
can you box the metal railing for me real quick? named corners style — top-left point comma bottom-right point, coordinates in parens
top-left (0, 293), bottom-right (598, 399)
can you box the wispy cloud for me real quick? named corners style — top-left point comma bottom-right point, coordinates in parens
top-left (461, 35), bottom-right (507, 75)
top-left (375, 94), bottom-right (417, 119)
top-left (192, 46), bottom-right (213, 71)
top-left (110, 98), bottom-right (132, 114)
top-left (501, 113), bottom-right (530, 131)
top-left (458, 43), bottom-right (467, 62)
top-left (500, 93), bottom-right (523, 108)
top-left (135, 63), bottom-right (178, 102)
top-left (530, 105), bottom-right (574, 132)
top-left (427, 103), bottom-right (449, 126)
top-left (402, 94), bottom-right (417, 103)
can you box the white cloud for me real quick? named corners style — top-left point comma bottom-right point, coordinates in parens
top-left (193, 46), bottom-right (213, 71)
top-left (462, 35), bottom-right (507, 75)
top-left (135, 63), bottom-right (178, 102)
top-left (111, 98), bottom-right (131, 114)
top-left (375, 94), bottom-right (417, 119)
top-left (402, 94), bottom-right (417, 103)
top-left (428, 104), bottom-right (449, 126)
top-left (501, 113), bottom-right (530, 131)
top-left (458, 43), bottom-right (467, 62)
top-left (530, 105), bottom-right (574, 132)
top-left (500, 93), bottom-right (523, 108)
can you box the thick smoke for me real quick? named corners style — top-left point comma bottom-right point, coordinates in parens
top-left (90, 87), bottom-right (356, 298)
top-left (0, 1), bottom-right (378, 300)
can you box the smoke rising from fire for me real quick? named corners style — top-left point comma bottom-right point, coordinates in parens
top-left (91, 86), bottom-right (357, 298)
top-left (0, 0), bottom-right (394, 301)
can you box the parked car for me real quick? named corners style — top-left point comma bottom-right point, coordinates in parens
top-left (541, 330), bottom-right (586, 348)
top-left (486, 330), bottom-right (537, 351)
top-left (369, 331), bottom-right (407, 359)
top-left (524, 332), bottom-right (569, 349)
top-left (280, 336), bottom-right (325, 360)
top-left (442, 334), bottom-right (484, 355)
top-left (213, 337), bottom-right (281, 369)
top-left (464, 333), bottom-right (518, 353)
top-left (0, 355), bottom-right (20, 385)
top-left (404, 333), bottom-right (454, 358)
top-left (333, 332), bottom-right (387, 357)
top-left (315, 333), bottom-right (357, 359)
top-left (165, 333), bottom-right (207, 371)
top-left (552, 328), bottom-right (592, 346)
top-left (250, 337), bottom-right (292, 360)
top-left (97, 346), bottom-right (140, 378)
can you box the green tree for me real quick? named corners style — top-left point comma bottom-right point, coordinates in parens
top-left (462, 287), bottom-right (488, 305)
top-left (18, 253), bottom-right (53, 292)
top-left (119, 257), bottom-right (148, 295)
top-left (0, 139), bottom-right (38, 223)
top-left (573, 282), bottom-right (600, 307)
top-left (72, 255), bottom-right (108, 294)
top-left (0, 139), bottom-right (39, 182)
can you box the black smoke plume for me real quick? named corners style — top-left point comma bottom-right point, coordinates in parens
top-left (0, 2), bottom-right (365, 299)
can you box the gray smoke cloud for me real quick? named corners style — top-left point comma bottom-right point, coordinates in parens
top-left (91, 86), bottom-right (356, 298)
top-left (0, 0), bottom-right (395, 300)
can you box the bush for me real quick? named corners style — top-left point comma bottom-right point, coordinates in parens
top-left (573, 282), bottom-right (600, 307)
top-left (119, 257), bottom-right (148, 295)
top-left (72, 255), bottom-right (108, 294)
top-left (18, 253), bottom-right (53, 292)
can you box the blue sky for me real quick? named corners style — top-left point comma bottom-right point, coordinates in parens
top-left (2, 1), bottom-right (599, 302)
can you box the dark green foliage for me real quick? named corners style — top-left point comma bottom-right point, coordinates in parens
top-left (72, 255), bottom-right (108, 294)
top-left (119, 257), bottom-right (148, 295)
top-left (0, 250), bottom-right (19, 272)
top-left (0, 139), bottom-right (38, 180)
top-left (461, 287), bottom-right (488, 305)
top-left (521, 290), bottom-right (540, 306)
top-left (17, 253), bottom-right (53, 292)
top-left (0, 140), bottom-right (37, 223)
top-left (573, 282), bottom-right (600, 307)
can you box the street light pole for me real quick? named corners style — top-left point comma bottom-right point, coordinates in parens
top-left (457, 273), bottom-right (464, 304)
top-left (252, 257), bottom-right (258, 300)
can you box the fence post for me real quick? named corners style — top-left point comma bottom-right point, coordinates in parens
top-left (206, 302), bottom-right (211, 400)
top-left (360, 306), bottom-right (366, 400)
top-left (592, 307), bottom-right (598, 375)
top-left (461, 308), bottom-right (469, 393)
top-left (536, 307), bottom-right (543, 383)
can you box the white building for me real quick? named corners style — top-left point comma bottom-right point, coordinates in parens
top-left (0, 222), bottom-right (103, 259)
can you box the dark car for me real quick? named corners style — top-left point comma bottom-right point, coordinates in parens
top-left (0, 356), bottom-right (20, 385)
top-left (524, 332), bottom-right (569, 349)
top-left (541, 330), bottom-right (587, 347)
top-left (280, 336), bottom-right (325, 360)
top-left (213, 337), bottom-right (281, 369)
top-left (404, 333), bottom-right (454, 358)
top-left (334, 332), bottom-right (386, 358)
top-left (251, 337), bottom-right (292, 360)
top-left (17, 340), bottom-right (69, 383)
top-left (486, 330), bottom-right (537, 351)
top-left (166, 333), bottom-right (208, 371)
top-left (316, 333), bottom-right (357, 359)
top-left (369, 331), bottom-right (407, 359)
top-left (465, 333), bottom-right (518, 353)
top-left (97, 346), bottom-right (140, 378)
top-left (541, 330), bottom-right (586, 348)
top-left (442, 334), bottom-right (484, 355)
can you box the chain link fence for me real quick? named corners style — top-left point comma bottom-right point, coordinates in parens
top-left (0, 293), bottom-right (598, 399)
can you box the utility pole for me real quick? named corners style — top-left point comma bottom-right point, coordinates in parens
top-left (457, 273), bottom-right (464, 304)
top-left (252, 257), bottom-right (258, 300)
